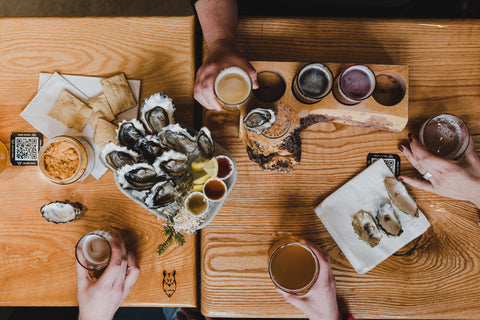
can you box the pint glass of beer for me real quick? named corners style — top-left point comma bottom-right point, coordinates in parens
top-left (292, 63), bottom-right (333, 104)
top-left (214, 67), bottom-right (252, 111)
top-left (268, 241), bottom-right (319, 295)
top-left (75, 230), bottom-right (113, 271)
top-left (333, 64), bottom-right (376, 105)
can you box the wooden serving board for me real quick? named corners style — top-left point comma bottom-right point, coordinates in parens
top-left (248, 61), bottom-right (409, 132)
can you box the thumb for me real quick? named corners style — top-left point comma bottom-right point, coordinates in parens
top-left (275, 287), bottom-right (304, 310)
top-left (246, 63), bottom-right (258, 89)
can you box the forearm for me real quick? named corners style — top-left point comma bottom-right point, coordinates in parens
top-left (195, 0), bottom-right (237, 49)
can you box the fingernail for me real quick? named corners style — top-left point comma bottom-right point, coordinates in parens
top-left (398, 145), bottom-right (404, 152)
top-left (398, 176), bottom-right (404, 181)
top-left (408, 133), bottom-right (413, 143)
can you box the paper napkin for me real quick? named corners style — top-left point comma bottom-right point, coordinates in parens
top-left (315, 159), bottom-right (431, 274)
top-left (21, 73), bottom-right (141, 179)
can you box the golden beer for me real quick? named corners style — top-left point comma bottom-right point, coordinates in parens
top-left (214, 67), bottom-right (252, 110)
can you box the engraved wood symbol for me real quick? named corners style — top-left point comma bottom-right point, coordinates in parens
top-left (163, 270), bottom-right (177, 297)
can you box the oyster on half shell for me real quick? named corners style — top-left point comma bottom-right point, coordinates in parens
top-left (101, 142), bottom-right (140, 171)
top-left (144, 180), bottom-right (176, 209)
top-left (376, 203), bottom-right (403, 237)
top-left (158, 124), bottom-right (197, 155)
top-left (243, 108), bottom-right (276, 135)
top-left (117, 119), bottom-right (146, 150)
top-left (153, 150), bottom-right (189, 178)
top-left (117, 163), bottom-right (164, 190)
top-left (40, 201), bottom-right (82, 224)
top-left (352, 210), bottom-right (382, 247)
top-left (139, 93), bottom-right (175, 134)
top-left (196, 127), bottom-right (215, 158)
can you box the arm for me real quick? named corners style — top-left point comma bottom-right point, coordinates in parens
top-left (399, 133), bottom-right (480, 208)
top-left (194, 0), bottom-right (257, 111)
top-left (77, 231), bottom-right (140, 320)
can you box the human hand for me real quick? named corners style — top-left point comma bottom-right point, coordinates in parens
top-left (194, 40), bottom-right (258, 111)
top-left (399, 133), bottom-right (480, 208)
top-left (76, 231), bottom-right (140, 320)
top-left (276, 239), bottom-right (341, 320)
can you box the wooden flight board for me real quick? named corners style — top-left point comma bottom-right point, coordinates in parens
top-left (248, 61), bottom-right (409, 132)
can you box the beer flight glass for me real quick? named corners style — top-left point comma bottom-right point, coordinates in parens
top-left (214, 66), bottom-right (252, 111)
top-left (75, 230), bottom-right (113, 271)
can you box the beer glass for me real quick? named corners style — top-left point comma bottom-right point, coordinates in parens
top-left (214, 67), bottom-right (252, 111)
top-left (333, 64), bottom-right (376, 105)
top-left (292, 63), bottom-right (333, 104)
top-left (75, 230), bottom-right (113, 271)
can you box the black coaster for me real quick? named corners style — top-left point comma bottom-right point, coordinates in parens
top-left (10, 132), bottom-right (44, 166)
top-left (367, 152), bottom-right (400, 177)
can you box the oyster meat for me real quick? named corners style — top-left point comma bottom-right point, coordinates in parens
top-left (139, 93), bottom-right (175, 134)
top-left (101, 142), bottom-right (140, 171)
top-left (196, 127), bottom-right (215, 158)
top-left (117, 119), bottom-right (146, 150)
top-left (376, 203), bottom-right (403, 237)
top-left (352, 210), bottom-right (382, 247)
top-left (144, 180), bottom-right (176, 209)
top-left (40, 201), bottom-right (82, 224)
top-left (158, 124), bottom-right (197, 155)
top-left (153, 150), bottom-right (189, 178)
top-left (243, 108), bottom-right (276, 135)
top-left (117, 163), bottom-right (163, 190)
top-left (135, 135), bottom-right (164, 163)
top-left (384, 177), bottom-right (419, 217)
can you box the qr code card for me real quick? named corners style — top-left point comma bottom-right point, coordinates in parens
top-left (10, 132), bottom-right (43, 165)
top-left (366, 153), bottom-right (400, 177)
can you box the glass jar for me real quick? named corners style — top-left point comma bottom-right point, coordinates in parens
top-left (38, 136), bottom-right (94, 184)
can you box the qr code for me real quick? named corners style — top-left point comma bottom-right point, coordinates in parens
top-left (15, 137), bottom-right (39, 161)
top-left (383, 159), bottom-right (396, 173)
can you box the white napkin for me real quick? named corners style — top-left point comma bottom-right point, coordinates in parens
top-left (20, 72), bottom-right (141, 179)
top-left (315, 159), bottom-right (431, 274)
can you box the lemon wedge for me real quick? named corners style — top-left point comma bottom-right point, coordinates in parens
top-left (203, 157), bottom-right (218, 178)
top-left (193, 172), bottom-right (210, 185)
top-left (193, 184), bottom-right (203, 192)
top-left (191, 156), bottom-right (210, 171)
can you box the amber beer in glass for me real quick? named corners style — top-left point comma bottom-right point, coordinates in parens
top-left (214, 67), bottom-right (252, 111)
top-left (419, 114), bottom-right (470, 160)
top-left (75, 230), bottom-right (113, 271)
top-left (268, 241), bottom-right (319, 295)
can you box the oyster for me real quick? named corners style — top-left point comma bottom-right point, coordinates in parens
top-left (117, 119), bottom-right (146, 150)
top-left (196, 127), bottom-right (215, 158)
top-left (384, 177), bottom-right (419, 217)
top-left (117, 163), bottom-right (164, 190)
top-left (243, 108), bottom-right (276, 135)
top-left (40, 201), bottom-right (82, 224)
top-left (139, 93), bottom-right (176, 134)
top-left (158, 124), bottom-right (197, 155)
top-left (153, 150), bottom-right (189, 178)
top-left (144, 180), bottom-right (176, 209)
top-left (135, 135), bottom-right (164, 163)
top-left (352, 210), bottom-right (382, 247)
top-left (101, 142), bottom-right (140, 171)
top-left (376, 203), bottom-right (403, 237)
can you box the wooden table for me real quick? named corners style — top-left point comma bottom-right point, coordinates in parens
top-left (201, 18), bottom-right (480, 319)
top-left (0, 17), bottom-right (197, 307)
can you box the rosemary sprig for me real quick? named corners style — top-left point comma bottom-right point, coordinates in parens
top-left (157, 225), bottom-right (185, 255)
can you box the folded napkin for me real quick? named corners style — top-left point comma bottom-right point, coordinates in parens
top-left (21, 72), bottom-right (141, 179)
top-left (315, 159), bottom-right (430, 274)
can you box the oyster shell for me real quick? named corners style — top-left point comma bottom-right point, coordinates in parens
top-left (352, 210), bottom-right (382, 247)
top-left (376, 203), bottom-right (403, 237)
top-left (117, 119), bottom-right (146, 150)
top-left (144, 180), bottom-right (176, 209)
top-left (139, 93), bottom-right (176, 134)
top-left (101, 142), bottom-right (140, 171)
top-left (384, 177), bottom-right (419, 217)
top-left (196, 127), bottom-right (215, 158)
top-left (40, 201), bottom-right (82, 224)
top-left (158, 124), bottom-right (197, 155)
top-left (243, 108), bottom-right (276, 135)
top-left (153, 150), bottom-right (189, 178)
top-left (135, 135), bottom-right (164, 163)
top-left (117, 163), bottom-right (164, 190)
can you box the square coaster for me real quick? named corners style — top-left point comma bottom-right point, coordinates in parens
top-left (367, 153), bottom-right (400, 177)
top-left (10, 132), bottom-right (44, 165)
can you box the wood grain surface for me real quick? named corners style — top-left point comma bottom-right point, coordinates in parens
top-left (0, 17), bottom-right (197, 307)
top-left (201, 18), bottom-right (480, 318)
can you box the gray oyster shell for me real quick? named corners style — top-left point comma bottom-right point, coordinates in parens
top-left (117, 119), bottom-right (146, 150)
top-left (117, 163), bottom-right (164, 190)
top-left (101, 142), bottom-right (140, 171)
top-left (135, 135), bottom-right (164, 163)
top-left (352, 210), bottom-right (382, 247)
top-left (153, 150), bottom-right (189, 178)
top-left (196, 126), bottom-right (215, 158)
top-left (376, 203), bottom-right (403, 237)
top-left (139, 93), bottom-right (176, 134)
top-left (40, 201), bottom-right (82, 224)
top-left (144, 180), bottom-right (176, 209)
top-left (243, 108), bottom-right (276, 135)
top-left (158, 124), bottom-right (197, 155)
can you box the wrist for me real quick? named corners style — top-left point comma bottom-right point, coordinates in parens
top-left (208, 38), bottom-right (237, 53)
